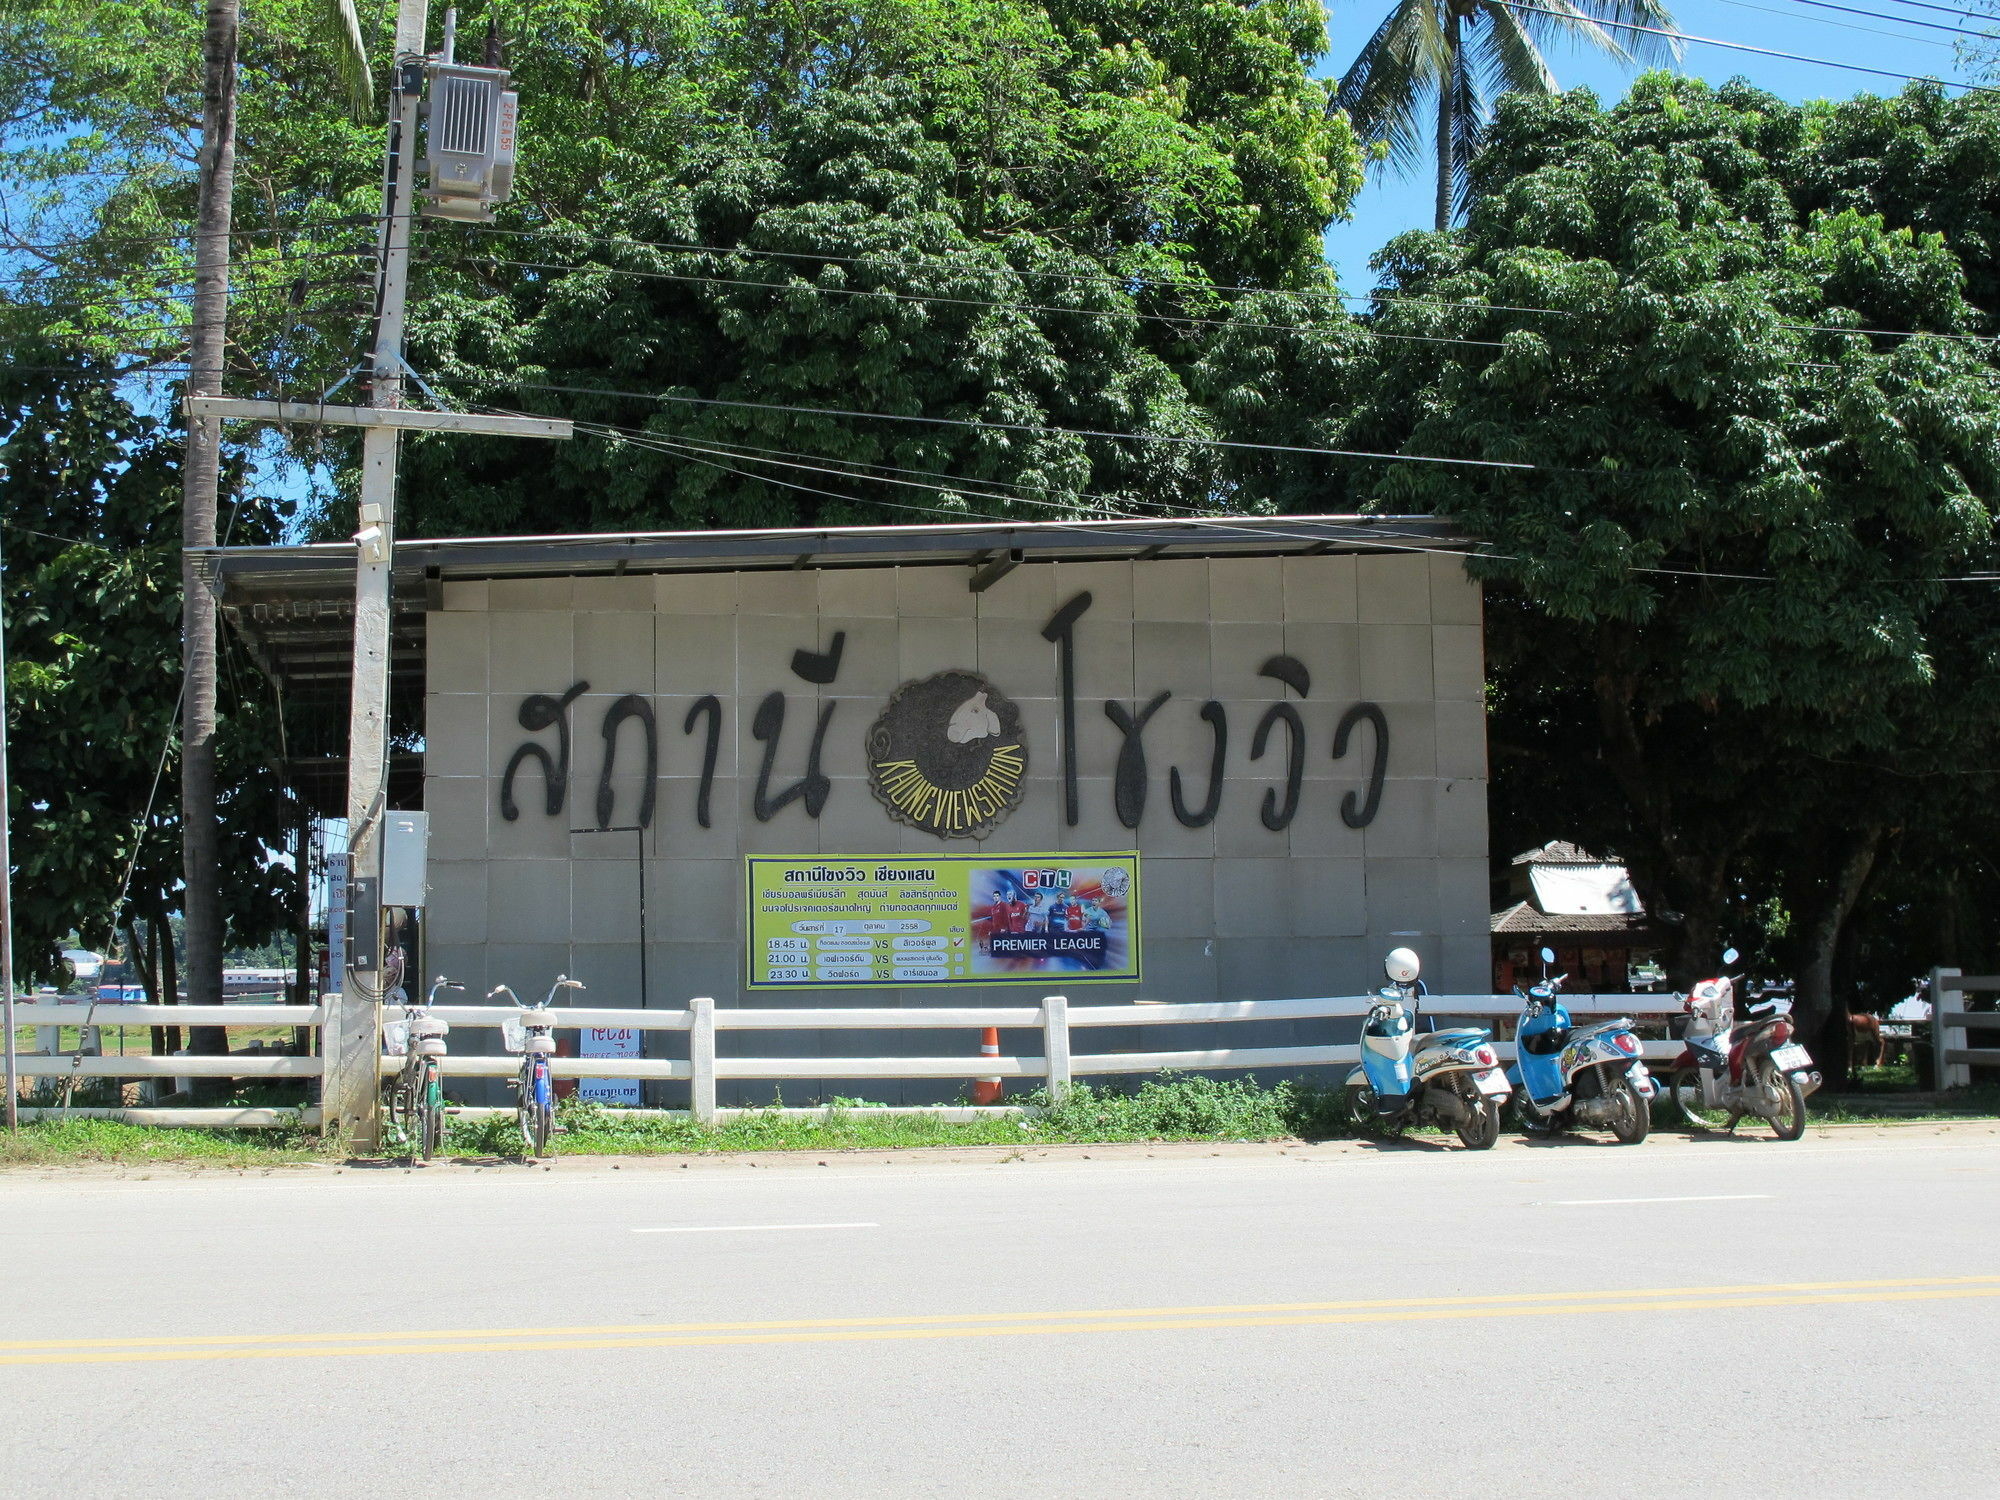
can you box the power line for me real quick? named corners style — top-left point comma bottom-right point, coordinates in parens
top-left (449, 254), bottom-right (1510, 351)
top-left (1851, 0), bottom-right (1989, 19)
top-left (1494, 0), bottom-right (2000, 92)
top-left (449, 375), bottom-right (1539, 471)
top-left (432, 243), bottom-right (2000, 349)
top-left (1718, 0), bottom-right (1962, 45)
top-left (1780, 0), bottom-right (1981, 35)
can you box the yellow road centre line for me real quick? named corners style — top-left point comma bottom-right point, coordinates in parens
top-left (3, 1277), bottom-right (1995, 1365)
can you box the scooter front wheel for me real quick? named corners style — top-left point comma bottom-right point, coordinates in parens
top-left (1515, 1094), bottom-right (1564, 1136)
top-left (1344, 1082), bottom-right (1406, 1137)
top-left (1671, 1068), bottom-right (1733, 1131)
top-left (1454, 1096), bottom-right (1502, 1150)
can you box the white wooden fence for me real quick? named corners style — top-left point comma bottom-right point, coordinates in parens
top-left (10, 992), bottom-right (1692, 1128)
top-left (1930, 969), bottom-right (2000, 1089)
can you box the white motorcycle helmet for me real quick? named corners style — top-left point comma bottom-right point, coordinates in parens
top-left (1383, 947), bottom-right (1422, 985)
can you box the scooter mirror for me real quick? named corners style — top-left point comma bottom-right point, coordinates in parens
top-left (1722, 947), bottom-right (1740, 966)
top-left (1538, 947), bottom-right (1555, 965)
top-left (1383, 947), bottom-right (1422, 984)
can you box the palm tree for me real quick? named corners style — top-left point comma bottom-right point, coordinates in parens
top-left (181, 0), bottom-right (371, 1039)
top-left (1337, 0), bottom-right (1681, 231)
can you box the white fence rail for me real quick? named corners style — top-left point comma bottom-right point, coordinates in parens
top-left (14, 992), bottom-right (1693, 1127)
top-left (382, 992), bottom-right (1691, 1124)
top-left (1930, 969), bottom-right (2000, 1088)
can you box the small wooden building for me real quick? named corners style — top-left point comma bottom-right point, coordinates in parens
top-left (1491, 841), bottom-right (1665, 994)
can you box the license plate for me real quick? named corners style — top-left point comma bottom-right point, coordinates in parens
top-left (1769, 1044), bottom-right (1811, 1071)
top-left (1473, 1068), bottom-right (1512, 1097)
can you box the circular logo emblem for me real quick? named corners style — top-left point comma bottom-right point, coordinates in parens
top-left (866, 670), bottom-right (1029, 839)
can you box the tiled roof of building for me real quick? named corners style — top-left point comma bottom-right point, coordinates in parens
top-left (1490, 901), bottom-right (1658, 936)
top-left (1509, 840), bottom-right (1613, 867)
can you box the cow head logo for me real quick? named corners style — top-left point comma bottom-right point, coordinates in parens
top-left (866, 670), bottom-right (1028, 839)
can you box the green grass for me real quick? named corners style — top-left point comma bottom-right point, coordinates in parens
top-left (2, 1071), bottom-right (1994, 1167)
top-left (0, 1117), bottom-right (332, 1168)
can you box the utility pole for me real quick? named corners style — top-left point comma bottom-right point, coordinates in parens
top-left (190, 0), bottom-right (563, 1148)
top-left (1, 527), bottom-right (16, 1132)
top-left (181, 0), bottom-right (240, 1043)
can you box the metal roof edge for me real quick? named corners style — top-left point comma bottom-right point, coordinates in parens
top-left (195, 513), bottom-right (1475, 585)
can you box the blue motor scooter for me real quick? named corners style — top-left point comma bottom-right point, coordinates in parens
top-left (1346, 948), bottom-right (1512, 1149)
top-left (1508, 946), bottom-right (1653, 1143)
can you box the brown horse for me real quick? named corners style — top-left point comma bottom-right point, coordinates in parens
top-left (1850, 1012), bottom-right (1885, 1069)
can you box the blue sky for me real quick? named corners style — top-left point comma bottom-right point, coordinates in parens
top-left (1317, 0), bottom-right (1991, 290)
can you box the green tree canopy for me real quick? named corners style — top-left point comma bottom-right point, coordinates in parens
top-left (0, 349), bottom-right (300, 982)
top-left (1332, 75), bottom-right (2000, 1050)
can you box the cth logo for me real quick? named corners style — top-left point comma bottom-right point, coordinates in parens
top-left (866, 670), bottom-right (1028, 839)
top-left (1020, 869), bottom-right (1072, 890)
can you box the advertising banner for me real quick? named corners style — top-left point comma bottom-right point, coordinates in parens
top-left (578, 1026), bottom-right (641, 1106)
top-left (746, 854), bottom-right (1139, 989)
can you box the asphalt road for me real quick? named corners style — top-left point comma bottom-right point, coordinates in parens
top-left (5, 1124), bottom-right (1998, 1500)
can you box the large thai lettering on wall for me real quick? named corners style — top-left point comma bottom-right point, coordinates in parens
top-left (489, 588), bottom-right (1393, 842)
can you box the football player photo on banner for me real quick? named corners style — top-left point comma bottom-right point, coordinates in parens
top-left (969, 862), bottom-right (1133, 977)
top-left (746, 853), bottom-right (1141, 989)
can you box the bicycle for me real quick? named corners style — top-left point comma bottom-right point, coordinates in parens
top-left (492, 975), bottom-right (584, 1157)
top-left (385, 976), bottom-right (462, 1160)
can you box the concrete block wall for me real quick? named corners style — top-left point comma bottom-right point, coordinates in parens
top-left (422, 552), bottom-right (1487, 1103)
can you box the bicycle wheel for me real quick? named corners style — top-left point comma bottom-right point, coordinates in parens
top-left (385, 1065), bottom-right (418, 1158)
top-left (421, 1065), bottom-right (445, 1160)
top-left (517, 1062), bottom-right (539, 1156)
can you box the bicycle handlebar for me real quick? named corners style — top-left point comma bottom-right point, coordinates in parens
top-left (543, 974), bottom-right (587, 1006)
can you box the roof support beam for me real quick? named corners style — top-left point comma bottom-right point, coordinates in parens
top-left (968, 549), bottom-right (1022, 593)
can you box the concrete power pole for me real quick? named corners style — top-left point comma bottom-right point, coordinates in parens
top-left (193, 0), bottom-right (567, 1147)
top-left (1, 528), bottom-right (15, 1132)
top-left (323, 0), bottom-right (430, 1147)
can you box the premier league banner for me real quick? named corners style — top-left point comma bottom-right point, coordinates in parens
top-left (745, 854), bottom-right (1141, 989)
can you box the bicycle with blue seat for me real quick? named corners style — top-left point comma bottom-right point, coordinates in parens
top-left (490, 975), bottom-right (584, 1157)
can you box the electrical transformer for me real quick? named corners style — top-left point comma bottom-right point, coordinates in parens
top-left (421, 62), bottom-right (517, 221)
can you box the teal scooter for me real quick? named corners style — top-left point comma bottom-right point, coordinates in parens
top-left (1345, 948), bottom-right (1512, 1149)
top-left (1508, 947), bottom-right (1652, 1143)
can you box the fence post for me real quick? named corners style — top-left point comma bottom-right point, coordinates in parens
top-left (1932, 967), bottom-right (1966, 1090)
top-left (1042, 994), bottom-right (1070, 1103)
top-left (688, 996), bottom-right (716, 1123)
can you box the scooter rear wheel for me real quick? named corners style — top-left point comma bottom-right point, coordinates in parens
top-left (1606, 1076), bottom-right (1650, 1145)
top-left (1765, 1067), bottom-right (1808, 1142)
top-left (1454, 1096), bottom-right (1502, 1150)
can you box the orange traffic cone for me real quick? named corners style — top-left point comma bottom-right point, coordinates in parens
top-left (971, 1026), bottom-right (1003, 1105)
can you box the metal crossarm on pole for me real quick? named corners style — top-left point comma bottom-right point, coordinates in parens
top-left (185, 397), bottom-right (571, 440)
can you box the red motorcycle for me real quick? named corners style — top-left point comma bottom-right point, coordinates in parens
top-left (1668, 948), bottom-right (1822, 1141)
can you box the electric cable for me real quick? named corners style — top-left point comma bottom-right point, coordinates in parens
top-left (1493, 0), bottom-right (2000, 91)
top-left (1715, 0), bottom-right (1962, 45)
top-left (1780, 0), bottom-right (1982, 35)
top-left (451, 253), bottom-right (1507, 350)
top-left (449, 374), bottom-right (1538, 471)
top-left (426, 245), bottom-right (2000, 348)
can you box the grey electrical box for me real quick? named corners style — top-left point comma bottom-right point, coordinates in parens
top-left (422, 63), bottom-right (517, 222)
top-left (381, 812), bottom-right (430, 908)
